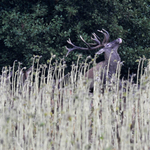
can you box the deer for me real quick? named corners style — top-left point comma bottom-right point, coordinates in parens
top-left (65, 29), bottom-right (123, 148)
top-left (65, 29), bottom-right (122, 92)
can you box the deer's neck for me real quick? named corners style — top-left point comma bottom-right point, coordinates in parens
top-left (104, 51), bottom-right (121, 74)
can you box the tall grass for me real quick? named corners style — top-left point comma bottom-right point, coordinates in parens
top-left (0, 56), bottom-right (150, 150)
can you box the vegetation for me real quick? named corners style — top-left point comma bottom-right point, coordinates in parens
top-left (0, 56), bottom-right (150, 150)
top-left (0, 1), bottom-right (150, 149)
top-left (0, 0), bottom-right (150, 77)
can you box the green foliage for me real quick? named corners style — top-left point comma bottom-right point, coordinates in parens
top-left (0, 0), bottom-right (150, 76)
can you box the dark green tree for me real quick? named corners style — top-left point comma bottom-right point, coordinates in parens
top-left (0, 0), bottom-right (150, 76)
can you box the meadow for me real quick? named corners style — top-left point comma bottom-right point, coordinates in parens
top-left (0, 56), bottom-right (150, 150)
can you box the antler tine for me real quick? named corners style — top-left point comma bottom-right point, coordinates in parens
top-left (65, 46), bottom-right (76, 57)
top-left (66, 36), bottom-right (92, 57)
top-left (66, 39), bottom-right (77, 56)
top-left (97, 29), bottom-right (110, 45)
top-left (80, 35), bottom-right (91, 49)
top-left (91, 33), bottom-right (101, 45)
top-left (94, 33), bottom-right (101, 41)
top-left (102, 29), bottom-right (110, 42)
top-left (97, 29), bottom-right (106, 45)
top-left (67, 38), bottom-right (76, 47)
top-left (66, 38), bottom-right (84, 56)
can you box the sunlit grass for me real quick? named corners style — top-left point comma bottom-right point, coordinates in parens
top-left (0, 56), bottom-right (150, 150)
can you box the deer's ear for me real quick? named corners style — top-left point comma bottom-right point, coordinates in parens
top-left (96, 49), bottom-right (105, 55)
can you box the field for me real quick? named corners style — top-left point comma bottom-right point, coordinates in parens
top-left (0, 56), bottom-right (150, 150)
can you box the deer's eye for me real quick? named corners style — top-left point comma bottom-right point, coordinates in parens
top-left (107, 43), bottom-right (111, 47)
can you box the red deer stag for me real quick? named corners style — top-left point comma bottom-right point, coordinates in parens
top-left (65, 29), bottom-right (122, 91)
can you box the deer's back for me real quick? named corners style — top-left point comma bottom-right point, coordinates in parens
top-left (85, 61), bottom-right (106, 79)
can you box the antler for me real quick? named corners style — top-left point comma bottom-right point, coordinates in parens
top-left (66, 29), bottom-right (110, 56)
